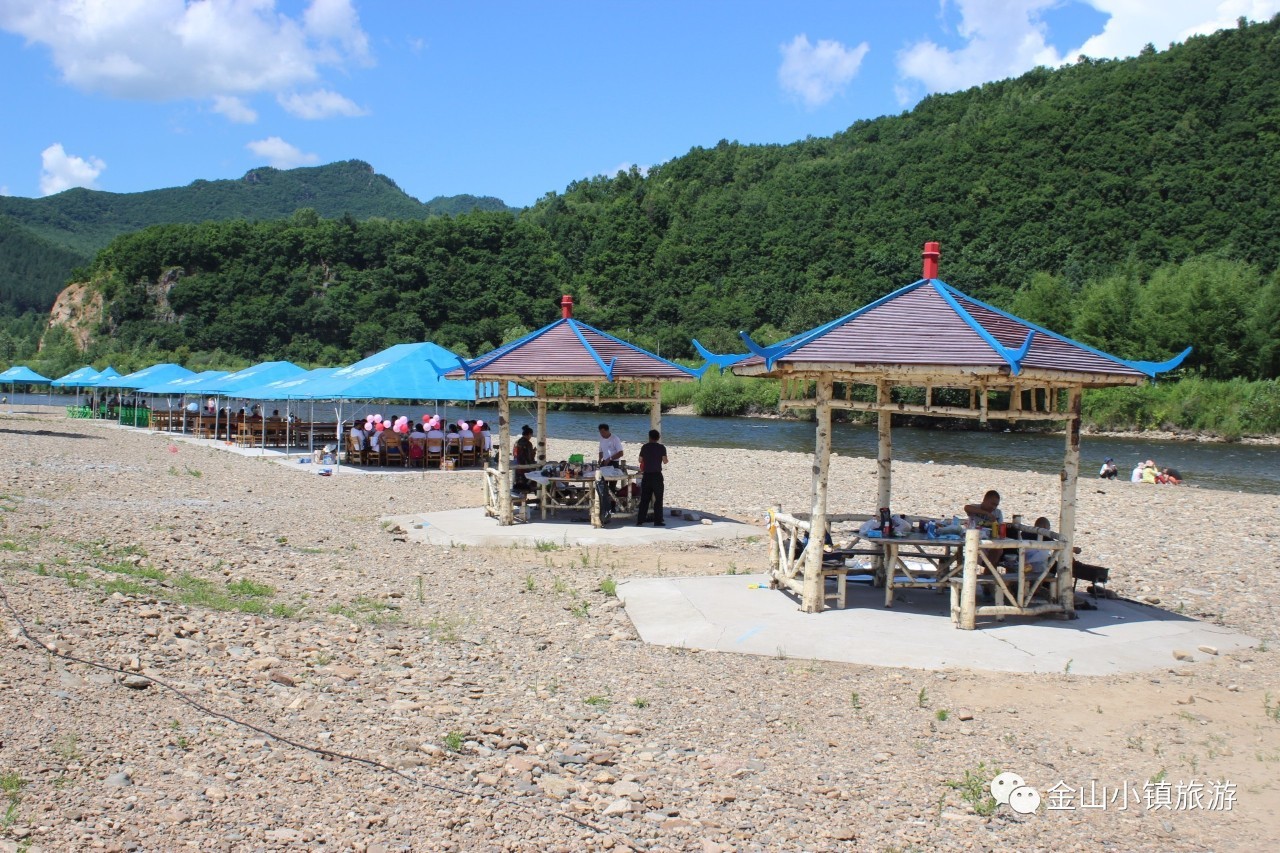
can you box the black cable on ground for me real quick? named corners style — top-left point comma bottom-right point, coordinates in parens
top-left (0, 571), bottom-right (637, 850)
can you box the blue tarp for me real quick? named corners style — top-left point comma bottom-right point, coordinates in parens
top-left (0, 365), bottom-right (52, 384)
top-left (138, 370), bottom-right (231, 395)
top-left (289, 343), bottom-right (532, 401)
top-left (177, 361), bottom-right (306, 395)
top-left (94, 363), bottom-right (195, 390)
top-left (235, 367), bottom-right (340, 400)
top-left (51, 366), bottom-right (101, 387)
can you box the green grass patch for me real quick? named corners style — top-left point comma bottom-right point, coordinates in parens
top-left (0, 541), bottom-right (27, 552)
top-left (100, 560), bottom-right (166, 580)
top-left (599, 577), bottom-right (617, 597)
top-left (99, 578), bottom-right (151, 596)
top-left (227, 578), bottom-right (275, 597)
top-left (443, 731), bottom-right (464, 752)
top-left (945, 762), bottom-right (999, 816)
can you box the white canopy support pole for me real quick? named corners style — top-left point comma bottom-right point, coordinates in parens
top-left (497, 382), bottom-right (513, 525)
top-left (958, 528), bottom-right (980, 629)
top-left (1058, 386), bottom-right (1082, 619)
top-left (535, 382), bottom-right (548, 463)
top-left (334, 401), bottom-right (343, 472)
top-left (876, 379), bottom-right (892, 512)
top-left (801, 376), bottom-right (834, 613)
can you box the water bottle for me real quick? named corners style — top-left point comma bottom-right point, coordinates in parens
top-left (879, 507), bottom-right (892, 538)
top-left (926, 520), bottom-right (937, 539)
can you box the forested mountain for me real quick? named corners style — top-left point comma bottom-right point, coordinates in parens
top-left (0, 159), bottom-right (509, 312)
top-left (38, 16), bottom-right (1280, 382)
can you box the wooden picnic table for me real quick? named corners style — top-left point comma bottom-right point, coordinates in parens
top-left (525, 465), bottom-right (640, 527)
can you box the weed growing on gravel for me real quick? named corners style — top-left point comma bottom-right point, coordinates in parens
top-left (443, 731), bottom-right (464, 752)
top-left (599, 577), bottom-right (617, 597)
top-left (935, 709), bottom-right (950, 721)
top-left (551, 576), bottom-right (569, 595)
top-left (52, 734), bottom-right (81, 761)
top-left (99, 578), bottom-right (149, 596)
top-left (775, 646), bottom-right (787, 660)
top-left (415, 575), bottom-right (425, 602)
top-left (524, 574), bottom-right (536, 591)
top-left (101, 560), bottom-right (166, 581)
top-left (917, 687), bottom-right (929, 708)
top-left (327, 596), bottom-right (401, 626)
top-left (850, 691), bottom-right (861, 710)
top-left (631, 697), bottom-right (648, 709)
top-left (1064, 658), bottom-right (1074, 674)
top-left (1265, 693), bottom-right (1280, 722)
top-left (1, 771), bottom-right (23, 830)
top-left (227, 578), bottom-right (274, 597)
top-left (584, 695), bottom-right (611, 707)
top-left (0, 540), bottom-right (27, 552)
top-left (569, 599), bottom-right (590, 618)
top-left (424, 614), bottom-right (464, 643)
top-left (534, 540), bottom-right (559, 552)
top-left (945, 762), bottom-right (999, 816)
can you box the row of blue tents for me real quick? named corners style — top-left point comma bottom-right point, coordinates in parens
top-left (2, 342), bottom-right (532, 403)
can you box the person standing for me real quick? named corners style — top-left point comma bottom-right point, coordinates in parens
top-left (596, 424), bottom-right (624, 522)
top-left (636, 429), bottom-right (668, 527)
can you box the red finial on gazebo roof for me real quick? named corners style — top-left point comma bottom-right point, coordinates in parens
top-left (922, 241), bottom-right (941, 280)
top-left (560, 294), bottom-right (574, 319)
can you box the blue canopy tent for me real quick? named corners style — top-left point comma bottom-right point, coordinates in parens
top-left (181, 361), bottom-right (307, 445)
top-left (93, 363), bottom-right (195, 426)
top-left (51, 366), bottom-right (101, 387)
top-left (285, 343), bottom-right (531, 470)
top-left (51, 366), bottom-right (102, 415)
top-left (233, 367), bottom-right (341, 453)
top-left (139, 371), bottom-right (231, 433)
top-left (1, 365), bottom-right (52, 413)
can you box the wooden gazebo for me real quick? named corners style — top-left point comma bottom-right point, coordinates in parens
top-left (704, 242), bottom-right (1190, 620)
top-left (448, 296), bottom-right (698, 525)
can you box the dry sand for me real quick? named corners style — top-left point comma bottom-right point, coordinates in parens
top-left (1, 414), bottom-right (1279, 852)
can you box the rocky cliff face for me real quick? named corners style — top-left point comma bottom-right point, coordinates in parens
top-left (47, 281), bottom-right (105, 350)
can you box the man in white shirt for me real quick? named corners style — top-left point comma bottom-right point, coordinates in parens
top-left (597, 423), bottom-right (624, 466)
top-left (596, 423), bottom-right (624, 523)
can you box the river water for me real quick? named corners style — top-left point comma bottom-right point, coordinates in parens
top-left (521, 410), bottom-right (1280, 495)
top-left (12, 391), bottom-right (1277, 494)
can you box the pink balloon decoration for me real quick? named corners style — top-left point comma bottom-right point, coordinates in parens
top-left (422, 414), bottom-right (430, 423)
top-left (373, 414), bottom-right (383, 423)
top-left (375, 422), bottom-right (385, 431)
top-left (476, 419), bottom-right (484, 428)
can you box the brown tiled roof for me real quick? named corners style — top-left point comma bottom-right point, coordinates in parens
top-left (448, 319), bottom-right (695, 381)
top-left (734, 280), bottom-right (1152, 380)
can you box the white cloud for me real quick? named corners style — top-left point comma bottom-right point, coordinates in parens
top-left (0, 185), bottom-right (10, 196)
top-left (278, 88), bottom-right (367, 119)
top-left (39, 143), bottom-right (106, 195)
top-left (211, 94), bottom-right (258, 124)
top-left (246, 136), bottom-right (319, 169)
top-left (779, 34), bottom-right (870, 108)
top-left (896, 0), bottom-right (1280, 98)
top-left (0, 0), bottom-right (370, 118)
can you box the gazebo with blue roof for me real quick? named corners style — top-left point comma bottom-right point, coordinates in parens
top-left (449, 295), bottom-right (698, 525)
top-left (698, 242), bottom-right (1190, 622)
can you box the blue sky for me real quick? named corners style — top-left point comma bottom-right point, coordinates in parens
top-left (1, 1), bottom-right (1276, 207)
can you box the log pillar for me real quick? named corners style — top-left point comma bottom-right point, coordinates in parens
top-left (535, 382), bottom-right (548, 463)
top-left (649, 381), bottom-right (662, 435)
top-left (876, 379), bottom-right (892, 511)
top-left (1057, 386), bottom-right (1082, 618)
top-left (959, 528), bottom-right (980, 629)
top-left (802, 376), bottom-right (834, 613)
top-left (497, 382), bottom-right (513, 525)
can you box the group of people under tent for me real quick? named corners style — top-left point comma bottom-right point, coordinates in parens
top-left (511, 422), bottom-right (671, 527)
top-left (1098, 457), bottom-right (1183, 484)
top-left (345, 415), bottom-right (494, 465)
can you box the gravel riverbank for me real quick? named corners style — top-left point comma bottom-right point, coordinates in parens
top-left (1, 414), bottom-right (1278, 851)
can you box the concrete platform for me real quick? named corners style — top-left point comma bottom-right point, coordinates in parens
top-left (618, 573), bottom-right (1257, 674)
top-left (390, 507), bottom-right (761, 548)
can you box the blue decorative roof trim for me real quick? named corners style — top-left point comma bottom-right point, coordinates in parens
top-left (938, 282), bottom-right (1191, 378)
top-left (569, 319), bottom-right (616, 381)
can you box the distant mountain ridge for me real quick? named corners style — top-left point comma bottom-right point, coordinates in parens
top-left (0, 159), bottom-right (509, 313)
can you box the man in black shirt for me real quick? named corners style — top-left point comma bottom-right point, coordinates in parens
top-left (636, 429), bottom-right (668, 526)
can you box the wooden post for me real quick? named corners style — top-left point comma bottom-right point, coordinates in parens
top-left (535, 382), bottom-right (548, 463)
top-left (802, 377), bottom-right (834, 612)
top-left (1058, 386), bottom-right (1081, 618)
top-left (497, 382), bottom-right (513, 525)
top-left (876, 380), bottom-right (892, 510)
top-left (766, 507), bottom-right (780, 581)
top-left (649, 381), bottom-right (662, 434)
top-left (959, 528), bottom-right (979, 629)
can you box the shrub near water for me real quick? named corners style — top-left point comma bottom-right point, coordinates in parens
top-left (690, 372), bottom-right (780, 417)
top-left (1083, 377), bottom-right (1280, 439)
